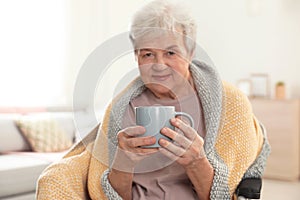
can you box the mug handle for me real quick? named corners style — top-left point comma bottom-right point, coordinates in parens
top-left (174, 112), bottom-right (194, 128)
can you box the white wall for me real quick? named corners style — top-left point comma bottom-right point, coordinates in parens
top-left (189, 0), bottom-right (300, 98)
top-left (67, 0), bottom-right (300, 111)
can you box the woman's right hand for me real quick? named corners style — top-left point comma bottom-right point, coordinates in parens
top-left (108, 126), bottom-right (158, 200)
top-left (111, 126), bottom-right (158, 172)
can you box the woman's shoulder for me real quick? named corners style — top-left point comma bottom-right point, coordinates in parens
top-left (221, 80), bottom-right (252, 110)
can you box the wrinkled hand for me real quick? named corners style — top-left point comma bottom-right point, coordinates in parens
top-left (159, 118), bottom-right (206, 168)
top-left (111, 126), bottom-right (158, 172)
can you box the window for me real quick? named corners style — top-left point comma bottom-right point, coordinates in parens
top-left (0, 0), bottom-right (67, 106)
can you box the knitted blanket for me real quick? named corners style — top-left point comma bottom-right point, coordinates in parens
top-left (37, 61), bottom-right (270, 200)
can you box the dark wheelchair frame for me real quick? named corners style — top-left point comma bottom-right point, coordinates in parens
top-left (235, 177), bottom-right (262, 199)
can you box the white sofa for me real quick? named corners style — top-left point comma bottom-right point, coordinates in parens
top-left (0, 111), bottom-right (79, 200)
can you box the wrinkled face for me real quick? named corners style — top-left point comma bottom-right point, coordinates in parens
top-left (136, 32), bottom-right (193, 99)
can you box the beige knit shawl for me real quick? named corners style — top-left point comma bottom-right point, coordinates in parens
top-left (37, 61), bottom-right (270, 200)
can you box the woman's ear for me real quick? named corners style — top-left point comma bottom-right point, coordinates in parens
top-left (184, 48), bottom-right (195, 63)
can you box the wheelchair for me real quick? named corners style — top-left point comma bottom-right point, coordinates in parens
top-left (235, 178), bottom-right (262, 200)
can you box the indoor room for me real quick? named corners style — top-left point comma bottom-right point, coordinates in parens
top-left (0, 0), bottom-right (300, 199)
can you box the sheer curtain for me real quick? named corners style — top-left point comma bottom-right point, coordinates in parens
top-left (0, 0), bottom-right (67, 107)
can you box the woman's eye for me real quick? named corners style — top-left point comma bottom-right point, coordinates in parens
top-left (143, 52), bottom-right (153, 58)
top-left (167, 51), bottom-right (176, 56)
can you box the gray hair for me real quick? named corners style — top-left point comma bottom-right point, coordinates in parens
top-left (129, 0), bottom-right (197, 54)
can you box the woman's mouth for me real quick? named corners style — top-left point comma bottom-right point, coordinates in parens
top-left (152, 74), bottom-right (172, 81)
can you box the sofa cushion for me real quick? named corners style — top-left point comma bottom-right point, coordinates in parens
top-left (0, 152), bottom-right (65, 198)
top-left (46, 112), bottom-right (76, 142)
top-left (0, 114), bottom-right (31, 153)
top-left (16, 115), bottom-right (73, 152)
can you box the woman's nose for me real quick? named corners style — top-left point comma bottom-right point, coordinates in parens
top-left (155, 53), bottom-right (165, 64)
top-left (152, 54), bottom-right (168, 70)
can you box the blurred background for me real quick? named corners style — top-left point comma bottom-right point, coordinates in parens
top-left (0, 0), bottom-right (299, 199)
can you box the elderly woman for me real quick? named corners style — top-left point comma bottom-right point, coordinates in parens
top-left (37, 0), bottom-right (270, 199)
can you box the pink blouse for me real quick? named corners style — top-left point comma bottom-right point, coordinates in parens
top-left (122, 89), bottom-right (206, 199)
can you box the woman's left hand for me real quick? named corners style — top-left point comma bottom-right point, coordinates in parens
top-left (159, 118), bottom-right (206, 168)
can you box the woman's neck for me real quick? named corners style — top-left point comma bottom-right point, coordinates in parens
top-left (151, 76), bottom-right (196, 100)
